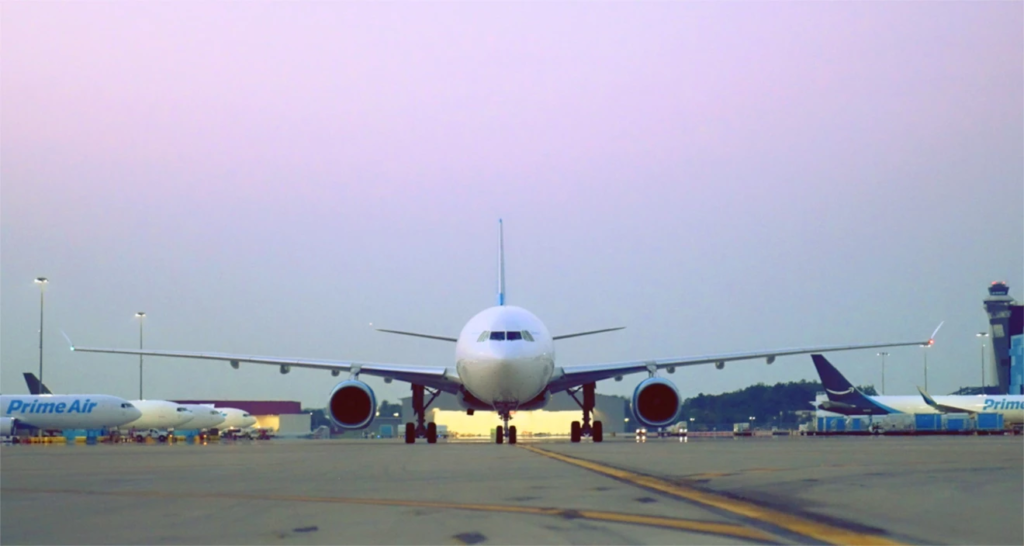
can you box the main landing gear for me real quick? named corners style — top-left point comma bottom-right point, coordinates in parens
top-left (568, 382), bottom-right (603, 443)
top-left (495, 410), bottom-right (517, 445)
top-left (404, 384), bottom-right (440, 444)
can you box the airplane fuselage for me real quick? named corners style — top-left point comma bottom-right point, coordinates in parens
top-left (1, 394), bottom-right (142, 430)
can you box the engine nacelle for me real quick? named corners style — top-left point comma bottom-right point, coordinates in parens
top-left (280, 365), bottom-right (291, 374)
top-left (1, 417), bottom-right (15, 436)
top-left (327, 380), bottom-right (376, 430)
top-left (631, 377), bottom-right (681, 428)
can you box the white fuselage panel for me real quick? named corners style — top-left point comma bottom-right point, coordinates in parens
top-left (455, 306), bottom-right (555, 408)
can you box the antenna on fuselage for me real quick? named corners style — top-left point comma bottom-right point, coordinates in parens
top-left (497, 219), bottom-right (506, 306)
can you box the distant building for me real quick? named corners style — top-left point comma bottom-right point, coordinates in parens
top-left (399, 392), bottom-right (629, 437)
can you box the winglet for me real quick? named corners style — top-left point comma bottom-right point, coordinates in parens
top-left (917, 386), bottom-right (939, 409)
top-left (60, 330), bottom-right (75, 351)
top-left (497, 219), bottom-right (506, 306)
top-left (925, 321), bottom-right (944, 346)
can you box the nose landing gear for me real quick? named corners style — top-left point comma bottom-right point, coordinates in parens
top-left (496, 407), bottom-right (517, 445)
top-left (568, 382), bottom-right (603, 443)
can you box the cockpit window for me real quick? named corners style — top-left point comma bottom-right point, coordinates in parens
top-left (176, 407), bottom-right (189, 412)
top-left (489, 331), bottom-right (506, 341)
top-left (506, 331), bottom-right (522, 341)
top-left (477, 331), bottom-right (490, 342)
top-left (522, 331), bottom-right (535, 342)
top-left (121, 403), bottom-right (135, 409)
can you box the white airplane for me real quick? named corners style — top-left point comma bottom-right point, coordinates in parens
top-left (120, 400), bottom-right (194, 440)
top-left (216, 407), bottom-right (257, 431)
top-left (71, 221), bottom-right (938, 445)
top-left (177, 404), bottom-right (226, 431)
top-left (19, 373), bottom-right (196, 441)
top-left (1, 394), bottom-right (142, 435)
top-left (812, 354), bottom-right (1024, 424)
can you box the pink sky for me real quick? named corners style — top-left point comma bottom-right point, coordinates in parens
top-left (2, 2), bottom-right (1021, 404)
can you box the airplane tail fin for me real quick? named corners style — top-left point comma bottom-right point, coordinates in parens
top-left (497, 219), bottom-right (506, 306)
top-left (23, 372), bottom-right (52, 395)
top-left (811, 354), bottom-right (861, 402)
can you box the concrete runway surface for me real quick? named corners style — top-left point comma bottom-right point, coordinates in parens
top-left (1, 435), bottom-right (1021, 545)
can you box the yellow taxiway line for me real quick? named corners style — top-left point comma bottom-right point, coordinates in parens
top-left (520, 444), bottom-right (905, 546)
top-left (2, 487), bottom-right (773, 543)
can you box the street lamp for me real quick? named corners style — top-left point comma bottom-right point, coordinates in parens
top-left (34, 277), bottom-right (48, 387)
top-left (135, 312), bottom-right (146, 399)
top-left (976, 332), bottom-right (989, 393)
top-left (876, 352), bottom-right (889, 395)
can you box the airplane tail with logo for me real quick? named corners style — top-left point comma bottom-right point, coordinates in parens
top-left (810, 354), bottom-right (894, 416)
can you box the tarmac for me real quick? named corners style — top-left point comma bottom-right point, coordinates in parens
top-left (1, 435), bottom-right (1021, 545)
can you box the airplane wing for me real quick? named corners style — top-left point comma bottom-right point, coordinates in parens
top-left (917, 386), bottom-right (977, 415)
top-left (548, 338), bottom-right (935, 393)
top-left (69, 345), bottom-right (461, 394)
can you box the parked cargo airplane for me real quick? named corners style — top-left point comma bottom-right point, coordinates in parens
top-left (1, 394), bottom-right (141, 435)
top-left (71, 221), bottom-right (939, 445)
top-left (22, 373), bottom-right (196, 440)
top-left (812, 354), bottom-right (1024, 424)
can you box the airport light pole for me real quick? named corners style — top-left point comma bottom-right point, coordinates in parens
top-left (976, 332), bottom-right (989, 392)
top-left (136, 312), bottom-right (146, 399)
top-left (34, 277), bottom-right (48, 387)
top-left (876, 352), bottom-right (889, 395)
top-left (922, 345), bottom-right (930, 392)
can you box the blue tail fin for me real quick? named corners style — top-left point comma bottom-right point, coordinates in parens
top-left (23, 372), bottom-right (52, 395)
top-left (812, 355), bottom-right (896, 415)
top-left (497, 219), bottom-right (506, 306)
top-left (812, 354), bottom-right (857, 399)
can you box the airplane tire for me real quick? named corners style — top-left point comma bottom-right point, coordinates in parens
top-left (405, 423), bottom-right (416, 444)
top-left (426, 422), bottom-right (437, 444)
top-left (592, 421), bottom-right (603, 443)
top-left (509, 425), bottom-right (517, 445)
top-left (496, 426), bottom-right (504, 444)
top-left (570, 421), bottom-right (582, 443)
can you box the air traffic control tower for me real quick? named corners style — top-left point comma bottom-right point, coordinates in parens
top-left (983, 282), bottom-right (1023, 394)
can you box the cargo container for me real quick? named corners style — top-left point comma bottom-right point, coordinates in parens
top-left (880, 414), bottom-right (915, 433)
top-left (942, 413), bottom-right (972, 432)
top-left (914, 414), bottom-right (942, 431)
top-left (378, 424), bottom-right (394, 438)
top-left (976, 413), bottom-right (1004, 431)
top-left (847, 417), bottom-right (868, 432)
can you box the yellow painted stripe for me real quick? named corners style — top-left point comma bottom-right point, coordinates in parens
top-left (2, 487), bottom-right (772, 542)
top-left (520, 445), bottom-right (904, 546)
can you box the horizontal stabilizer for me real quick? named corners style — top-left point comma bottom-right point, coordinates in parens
top-left (375, 329), bottom-right (458, 342)
top-left (552, 327), bottom-right (626, 341)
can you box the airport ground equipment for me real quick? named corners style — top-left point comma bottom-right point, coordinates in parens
top-left (69, 221), bottom-right (938, 446)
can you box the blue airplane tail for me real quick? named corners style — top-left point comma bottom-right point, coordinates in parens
top-left (811, 354), bottom-right (894, 415)
top-left (23, 373), bottom-right (52, 395)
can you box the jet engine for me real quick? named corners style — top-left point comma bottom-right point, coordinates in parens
top-left (631, 378), bottom-right (681, 428)
top-left (327, 380), bottom-right (376, 430)
top-left (1, 417), bottom-right (15, 436)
